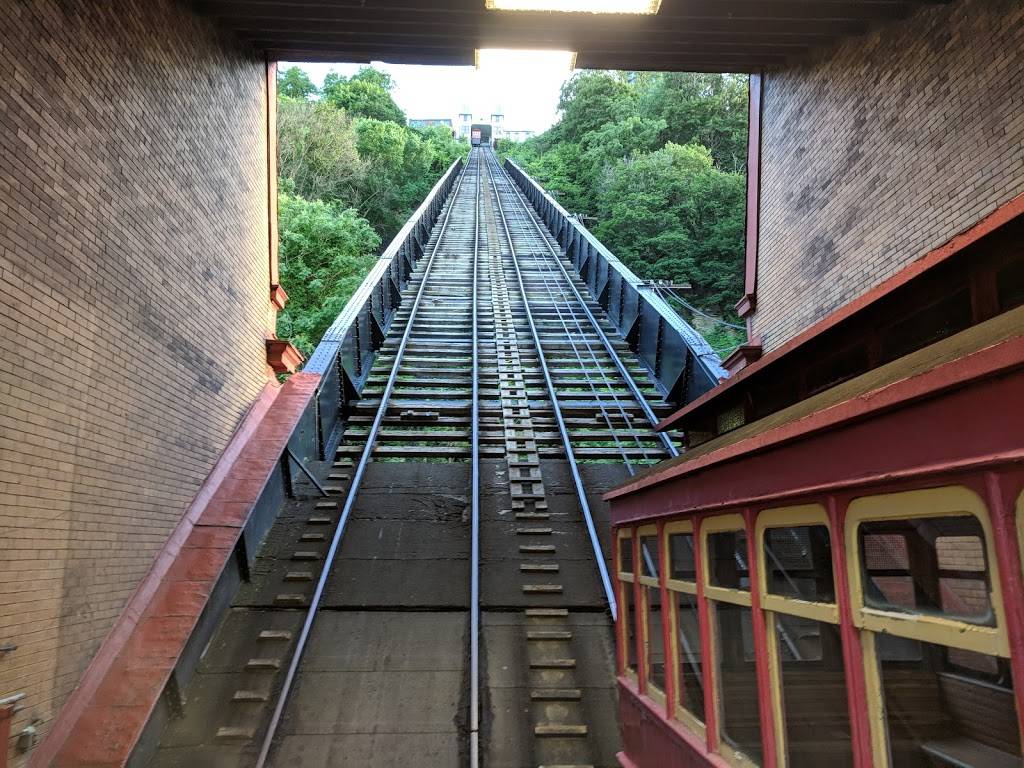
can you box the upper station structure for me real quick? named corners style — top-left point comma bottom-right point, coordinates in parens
top-left (0, 1), bottom-right (1021, 767)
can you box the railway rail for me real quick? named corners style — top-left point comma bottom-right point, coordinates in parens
top-left (151, 148), bottom-right (685, 768)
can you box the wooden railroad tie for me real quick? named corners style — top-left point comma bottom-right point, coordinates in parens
top-left (258, 630), bottom-right (292, 641)
top-left (245, 658), bottom-right (281, 670)
top-left (530, 689), bottom-right (581, 701)
top-left (216, 727), bottom-right (256, 741)
top-left (534, 724), bottom-right (588, 737)
top-left (520, 544), bottom-right (556, 553)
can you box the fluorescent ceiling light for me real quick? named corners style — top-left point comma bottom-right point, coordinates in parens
top-left (486, 0), bottom-right (662, 13)
top-left (475, 48), bottom-right (577, 73)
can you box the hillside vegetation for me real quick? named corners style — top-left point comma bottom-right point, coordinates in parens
top-left (276, 66), bottom-right (467, 354)
top-left (276, 66), bottom-right (748, 359)
top-left (501, 72), bottom-right (748, 352)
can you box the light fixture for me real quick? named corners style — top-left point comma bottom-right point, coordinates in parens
top-left (475, 48), bottom-right (577, 73)
top-left (485, 0), bottom-right (661, 13)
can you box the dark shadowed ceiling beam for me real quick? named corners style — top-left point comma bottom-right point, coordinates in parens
top-left (191, 0), bottom-right (944, 71)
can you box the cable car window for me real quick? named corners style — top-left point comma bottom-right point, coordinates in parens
top-left (669, 532), bottom-right (697, 581)
top-left (708, 530), bottom-right (750, 590)
top-left (674, 588), bottom-right (705, 723)
top-left (774, 615), bottom-right (853, 767)
top-left (877, 639), bottom-right (1020, 767)
top-left (665, 522), bottom-right (705, 731)
top-left (623, 581), bottom-right (638, 673)
top-left (636, 526), bottom-right (664, 700)
top-left (758, 508), bottom-right (850, 767)
top-left (857, 515), bottom-right (994, 625)
top-left (617, 529), bottom-right (637, 679)
top-left (620, 533), bottom-right (634, 574)
top-left (645, 585), bottom-right (666, 693)
top-left (764, 525), bottom-right (835, 603)
top-left (640, 534), bottom-right (659, 579)
top-left (847, 487), bottom-right (1016, 766)
top-left (713, 601), bottom-right (763, 764)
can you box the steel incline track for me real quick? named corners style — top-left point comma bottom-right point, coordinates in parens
top-left (254, 150), bottom-right (483, 768)
top-left (484, 149), bottom-right (619, 621)
top-left (486, 151), bottom-right (678, 463)
top-left (151, 148), bottom-right (682, 768)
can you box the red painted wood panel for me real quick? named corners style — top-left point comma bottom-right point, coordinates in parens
top-left (619, 681), bottom-right (732, 768)
top-left (659, 191), bottom-right (1024, 433)
top-left (608, 337), bottom-right (1024, 524)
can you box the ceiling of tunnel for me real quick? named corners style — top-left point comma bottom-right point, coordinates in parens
top-left (191, 0), bottom-right (947, 72)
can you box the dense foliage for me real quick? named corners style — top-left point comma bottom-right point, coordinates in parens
top-left (502, 72), bottom-right (748, 341)
top-left (275, 66), bottom-right (468, 356)
top-left (275, 65), bottom-right (749, 359)
top-left (276, 185), bottom-right (381, 354)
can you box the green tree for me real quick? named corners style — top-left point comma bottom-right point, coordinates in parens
top-left (645, 73), bottom-right (749, 173)
top-left (594, 143), bottom-right (745, 315)
top-left (416, 125), bottom-right (468, 176)
top-left (278, 66), bottom-right (317, 101)
top-left (554, 72), bottom-right (635, 144)
top-left (578, 115), bottom-right (666, 197)
top-left (275, 68), bottom-right (469, 359)
top-left (503, 69), bottom-right (749, 333)
top-left (322, 70), bottom-right (406, 124)
top-left (350, 66), bottom-right (396, 92)
top-left (278, 99), bottom-right (367, 204)
top-left (277, 187), bottom-right (382, 355)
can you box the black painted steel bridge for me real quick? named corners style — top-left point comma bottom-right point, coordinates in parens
top-left (149, 149), bottom-right (725, 768)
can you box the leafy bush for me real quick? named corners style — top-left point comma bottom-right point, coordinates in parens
top-left (278, 66), bottom-right (317, 100)
top-left (594, 143), bottom-right (745, 316)
top-left (277, 188), bottom-right (381, 356)
top-left (322, 68), bottom-right (406, 124)
top-left (278, 100), bottom-right (366, 204)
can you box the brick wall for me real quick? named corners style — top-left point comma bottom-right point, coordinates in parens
top-left (752, 0), bottom-right (1024, 352)
top-left (0, 1), bottom-right (271, 762)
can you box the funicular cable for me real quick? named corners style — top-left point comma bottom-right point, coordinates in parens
top-left (484, 149), bottom-right (619, 619)
top-left (485, 152), bottom-right (661, 472)
top-left (491, 151), bottom-right (679, 461)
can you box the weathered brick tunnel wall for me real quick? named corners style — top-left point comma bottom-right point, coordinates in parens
top-left (753, 0), bottom-right (1024, 352)
top-left (0, 1), bottom-right (271, 762)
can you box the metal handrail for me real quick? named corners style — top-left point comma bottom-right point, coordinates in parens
top-left (300, 158), bottom-right (464, 463)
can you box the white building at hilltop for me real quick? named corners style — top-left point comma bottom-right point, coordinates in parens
top-left (454, 106), bottom-right (531, 142)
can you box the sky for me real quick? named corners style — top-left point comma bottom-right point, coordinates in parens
top-left (282, 49), bottom-right (577, 135)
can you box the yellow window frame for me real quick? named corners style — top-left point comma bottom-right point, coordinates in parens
top-left (701, 514), bottom-right (761, 767)
top-left (755, 505), bottom-right (839, 624)
top-left (637, 524), bottom-right (666, 704)
top-left (847, 486), bottom-right (1010, 768)
top-left (756, 504), bottom-right (841, 767)
top-left (700, 513), bottom-right (752, 607)
top-left (618, 527), bottom-right (635, 578)
top-left (617, 527), bottom-right (637, 682)
top-left (664, 520), bottom-right (708, 738)
top-left (844, 485), bottom-right (1008, 656)
top-left (665, 519), bottom-right (699, 595)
